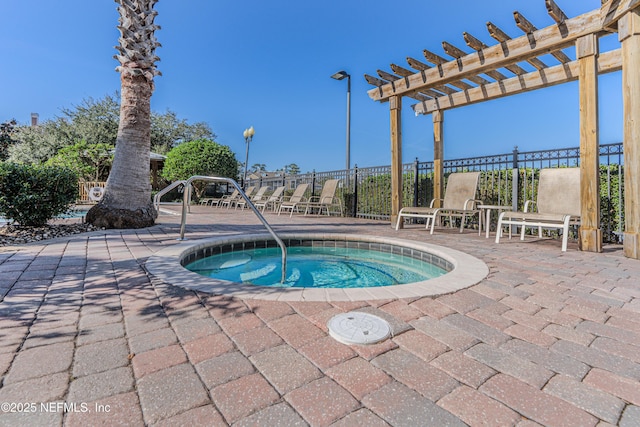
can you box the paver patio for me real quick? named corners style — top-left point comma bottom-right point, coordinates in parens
top-left (0, 205), bottom-right (639, 426)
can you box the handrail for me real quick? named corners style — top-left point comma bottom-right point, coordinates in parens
top-left (153, 180), bottom-right (186, 211)
top-left (179, 176), bottom-right (287, 283)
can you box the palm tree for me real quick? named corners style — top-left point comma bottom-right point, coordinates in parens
top-left (86, 0), bottom-right (161, 228)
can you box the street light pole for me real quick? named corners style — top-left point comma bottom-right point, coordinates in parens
top-left (331, 71), bottom-right (351, 173)
top-left (242, 126), bottom-right (255, 189)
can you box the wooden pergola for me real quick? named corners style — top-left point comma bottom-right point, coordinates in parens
top-left (365, 0), bottom-right (640, 259)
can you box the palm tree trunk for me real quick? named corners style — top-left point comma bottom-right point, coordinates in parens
top-left (86, 74), bottom-right (156, 228)
top-left (86, 0), bottom-right (160, 229)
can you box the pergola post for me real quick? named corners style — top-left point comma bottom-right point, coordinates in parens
top-left (433, 110), bottom-right (444, 208)
top-left (620, 9), bottom-right (640, 259)
top-left (577, 34), bottom-right (603, 253)
top-left (390, 95), bottom-right (403, 227)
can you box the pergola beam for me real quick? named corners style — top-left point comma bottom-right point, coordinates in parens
top-left (464, 32), bottom-right (528, 75)
top-left (368, 9), bottom-right (601, 101)
top-left (486, 22), bottom-right (549, 70)
top-left (406, 57), bottom-right (475, 91)
top-left (546, 0), bottom-right (568, 24)
top-left (424, 48), bottom-right (491, 86)
top-left (514, 11), bottom-right (573, 64)
top-left (412, 48), bottom-right (622, 114)
top-left (602, 0), bottom-right (640, 30)
top-left (377, 70), bottom-right (436, 101)
top-left (392, 64), bottom-right (458, 95)
top-left (443, 41), bottom-right (508, 81)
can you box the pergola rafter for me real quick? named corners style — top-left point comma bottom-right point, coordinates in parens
top-left (486, 22), bottom-right (549, 70)
top-left (365, 0), bottom-right (640, 259)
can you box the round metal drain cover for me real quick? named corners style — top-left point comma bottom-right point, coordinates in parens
top-left (327, 312), bottom-right (391, 345)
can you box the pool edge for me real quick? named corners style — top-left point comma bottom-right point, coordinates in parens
top-left (145, 232), bottom-right (489, 302)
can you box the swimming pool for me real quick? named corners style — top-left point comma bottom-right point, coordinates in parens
top-left (0, 207), bottom-right (89, 225)
top-left (145, 233), bottom-right (489, 301)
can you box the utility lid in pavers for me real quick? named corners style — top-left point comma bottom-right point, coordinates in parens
top-left (328, 312), bottom-right (391, 345)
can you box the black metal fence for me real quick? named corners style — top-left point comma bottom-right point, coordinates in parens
top-left (246, 142), bottom-right (624, 242)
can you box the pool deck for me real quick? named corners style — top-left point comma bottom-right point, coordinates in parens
top-left (1, 205), bottom-right (639, 426)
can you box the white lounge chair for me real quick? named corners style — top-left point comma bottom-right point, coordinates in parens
top-left (236, 185), bottom-right (270, 210)
top-left (395, 172), bottom-right (482, 234)
top-left (304, 179), bottom-right (342, 216)
top-left (278, 184), bottom-right (309, 217)
top-left (496, 167), bottom-right (581, 252)
top-left (222, 186), bottom-right (255, 209)
top-left (255, 186), bottom-right (285, 213)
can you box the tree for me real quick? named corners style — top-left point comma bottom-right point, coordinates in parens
top-left (0, 119), bottom-right (17, 161)
top-left (58, 94), bottom-right (121, 146)
top-left (162, 139), bottom-right (238, 197)
top-left (251, 163), bottom-right (267, 172)
top-left (9, 95), bottom-right (119, 165)
top-left (284, 163), bottom-right (300, 175)
top-left (86, 0), bottom-right (161, 229)
top-left (8, 93), bottom-right (212, 165)
top-left (150, 110), bottom-right (214, 154)
top-left (8, 120), bottom-right (66, 164)
top-left (45, 140), bottom-right (114, 181)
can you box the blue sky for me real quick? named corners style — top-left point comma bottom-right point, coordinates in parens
top-left (1, 1), bottom-right (622, 173)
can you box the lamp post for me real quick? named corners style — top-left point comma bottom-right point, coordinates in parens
top-left (242, 126), bottom-right (255, 188)
top-left (331, 70), bottom-right (351, 174)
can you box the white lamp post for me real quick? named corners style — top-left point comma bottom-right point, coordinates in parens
top-left (242, 126), bottom-right (255, 188)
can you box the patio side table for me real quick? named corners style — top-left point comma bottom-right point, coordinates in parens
top-left (478, 204), bottom-right (513, 238)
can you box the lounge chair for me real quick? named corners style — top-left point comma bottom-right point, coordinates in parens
top-left (395, 171), bottom-right (482, 234)
top-left (211, 189), bottom-right (239, 208)
top-left (255, 186), bottom-right (285, 213)
top-left (221, 186), bottom-right (255, 209)
top-left (304, 179), bottom-right (342, 216)
top-left (236, 185), bottom-right (270, 210)
top-left (496, 167), bottom-right (581, 251)
top-left (278, 184), bottom-right (309, 217)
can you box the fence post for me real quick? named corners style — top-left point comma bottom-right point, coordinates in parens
top-left (353, 165), bottom-right (358, 217)
top-left (413, 157), bottom-right (419, 208)
top-left (311, 170), bottom-right (316, 197)
top-left (512, 146), bottom-right (519, 212)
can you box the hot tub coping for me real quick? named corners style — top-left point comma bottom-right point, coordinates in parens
top-left (145, 232), bottom-right (489, 302)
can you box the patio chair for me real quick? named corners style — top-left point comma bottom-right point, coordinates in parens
top-left (221, 186), bottom-right (255, 209)
top-left (255, 186), bottom-right (285, 213)
top-left (496, 167), bottom-right (581, 251)
top-left (278, 183), bottom-right (309, 217)
top-left (211, 189), bottom-right (239, 208)
top-left (395, 171), bottom-right (482, 234)
top-left (304, 179), bottom-right (342, 216)
top-left (236, 185), bottom-right (270, 210)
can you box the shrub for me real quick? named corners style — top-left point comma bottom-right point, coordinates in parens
top-left (162, 139), bottom-right (238, 198)
top-left (0, 162), bottom-right (78, 226)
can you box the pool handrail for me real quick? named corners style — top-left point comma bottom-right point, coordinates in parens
top-left (153, 180), bottom-right (186, 211)
top-left (179, 176), bottom-right (287, 283)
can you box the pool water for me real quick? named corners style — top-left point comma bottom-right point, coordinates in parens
top-left (0, 209), bottom-right (87, 225)
top-left (185, 246), bottom-right (447, 288)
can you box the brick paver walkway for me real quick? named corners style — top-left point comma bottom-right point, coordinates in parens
top-left (1, 206), bottom-right (639, 426)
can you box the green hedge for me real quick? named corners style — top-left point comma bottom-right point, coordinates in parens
top-left (0, 162), bottom-right (78, 226)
